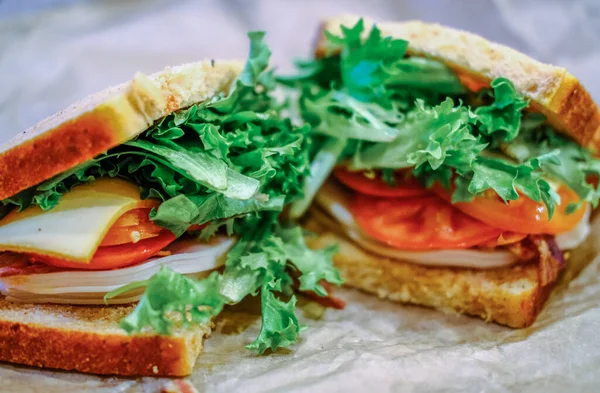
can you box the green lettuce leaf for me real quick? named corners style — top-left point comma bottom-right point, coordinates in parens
top-left (352, 98), bottom-right (484, 170)
top-left (322, 19), bottom-right (465, 107)
top-left (289, 136), bottom-right (347, 219)
top-left (282, 17), bottom-right (600, 216)
top-left (277, 56), bottom-right (341, 89)
top-left (475, 77), bottom-right (529, 142)
top-left (300, 89), bottom-right (401, 142)
top-left (214, 213), bottom-right (342, 354)
top-left (210, 31), bottom-right (273, 114)
top-left (151, 193), bottom-right (284, 237)
top-left (245, 289), bottom-right (301, 354)
top-left (277, 227), bottom-right (341, 296)
top-left (106, 267), bottom-right (226, 334)
top-left (350, 96), bottom-right (563, 215)
top-left (125, 139), bottom-right (259, 200)
top-left (501, 127), bottom-right (600, 210)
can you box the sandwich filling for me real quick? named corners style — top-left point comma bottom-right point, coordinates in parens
top-left (0, 32), bottom-right (343, 354)
top-left (282, 20), bottom-right (600, 273)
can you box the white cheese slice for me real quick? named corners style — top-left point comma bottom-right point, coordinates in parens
top-left (0, 236), bottom-right (235, 304)
top-left (0, 178), bottom-right (157, 263)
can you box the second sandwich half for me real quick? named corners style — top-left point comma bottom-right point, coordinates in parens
top-left (284, 16), bottom-right (600, 328)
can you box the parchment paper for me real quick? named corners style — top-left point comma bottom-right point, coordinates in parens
top-left (1, 1), bottom-right (600, 392)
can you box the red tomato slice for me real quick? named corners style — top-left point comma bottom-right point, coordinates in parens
top-left (100, 208), bottom-right (163, 246)
top-left (334, 167), bottom-right (429, 198)
top-left (457, 73), bottom-right (489, 92)
top-left (433, 184), bottom-right (586, 234)
top-left (351, 194), bottom-right (504, 250)
top-left (100, 224), bottom-right (163, 246)
top-left (28, 231), bottom-right (176, 270)
top-left (111, 208), bottom-right (153, 228)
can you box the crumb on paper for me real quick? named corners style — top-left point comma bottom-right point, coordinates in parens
top-left (161, 379), bottom-right (199, 393)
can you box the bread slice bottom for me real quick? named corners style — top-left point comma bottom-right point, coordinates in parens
top-left (0, 299), bottom-right (211, 376)
top-left (305, 215), bottom-right (595, 328)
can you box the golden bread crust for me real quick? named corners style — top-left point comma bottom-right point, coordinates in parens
top-left (0, 61), bottom-right (243, 200)
top-left (308, 231), bottom-right (552, 328)
top-left (0, 298), bottom-right (209, 376)
top-left (315, 15), bottom-right (600, 151)
top-left (0, 107), bottom-right (126, 202)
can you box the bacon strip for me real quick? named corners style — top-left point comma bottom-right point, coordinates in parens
top-left (531, 235), bottom-right (565, 287)
top-left (161, 380), bottom-right (199, 393)
top-left (301, 280), bottom-right (346, 309)
top-left (507, 235), bottom-right (565, 287)
top-left (0, 253), bottom-right (65, 277)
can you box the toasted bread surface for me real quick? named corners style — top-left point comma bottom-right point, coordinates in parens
top-left (0, 298), bottom-right (210, 376)
top-left (0, 60), bottom-right (243, 200)
top-left (306, 227), bottom-right (547, 328)
top-left (303, 212), bottom-right (600, 328)
top-left (315, 15), bottom-right (600, 152)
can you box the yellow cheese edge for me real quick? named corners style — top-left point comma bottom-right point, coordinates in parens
top-left (0, 178), bottom-right (158, 263)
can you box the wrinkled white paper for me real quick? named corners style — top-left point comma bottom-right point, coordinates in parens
top-left (1, 0), bottom-right (600, 392)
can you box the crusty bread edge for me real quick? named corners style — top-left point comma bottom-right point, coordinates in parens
top-left (314, 15), bottom-right (600, 152)
top-left (305, 225), bottom-right (551, 328)
top-left (328, 240), bottom-right (552, 328)
top-left (0, 61), bottom-right (243, 200)
top-left (0, 316), bottom-right (211, 377)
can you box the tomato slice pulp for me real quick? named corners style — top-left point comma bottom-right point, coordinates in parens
top-left (100, 208), bottom-right (164, 246)
top-left (351, 193), bottom-right (504, 250)
top-left (334, 167), bottom-right (429, 198)
top-left (29, 230), bottom-right (176, 270)
top-left (433, 184), bottom-right (586, 234)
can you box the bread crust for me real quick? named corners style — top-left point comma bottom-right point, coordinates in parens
top-left (0, 298), bottom-right (210, 376)
top-left (315, 15), bottom-right (600, 152)
top-left (0, 60), bottom-right (243, 200)
top-left (307, 229), bottom-right (551, 328)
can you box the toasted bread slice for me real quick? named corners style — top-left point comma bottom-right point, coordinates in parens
top-left (305, 215), bottom-right (596, 328)
top-left (0, 298), bottom-right (211, 376)
top-left (315, 15), bottom-right (600, 152)
top-left (0, 60), bottom-right (243, 200)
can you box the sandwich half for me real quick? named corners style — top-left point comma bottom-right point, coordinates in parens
top-left (282, 15), bottom-right (600, 328)
top-left (0, 33), bottom-right (341, 376)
